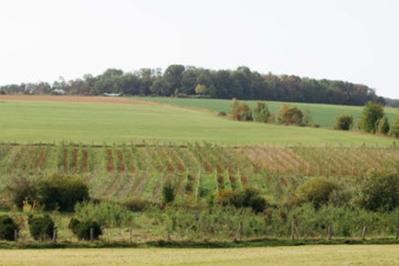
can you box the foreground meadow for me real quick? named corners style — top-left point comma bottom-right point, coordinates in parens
top-left (0, 95), bottom-right (395, 145)
top-left (0, 245), bottom-right (398, 266)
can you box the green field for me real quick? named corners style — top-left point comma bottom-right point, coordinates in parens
top-left (0, 96), bottom-right (396, 146)
top-left (0, 245), bottom-right (398, 266)
top-left (142, 97), bottom-right (398, 128)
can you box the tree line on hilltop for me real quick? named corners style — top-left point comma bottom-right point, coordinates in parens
top-left (0, 65), bottom-right (387, 106)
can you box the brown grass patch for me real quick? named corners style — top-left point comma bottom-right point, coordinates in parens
top-left (0, 95), bottom-right (157, 105)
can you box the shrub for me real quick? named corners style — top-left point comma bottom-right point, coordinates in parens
top-left (7, 176), bottom-right (38, 209)
top-left (231, 99), bottom-right (252, 121)
top-left (390, 112), bottom-right (399, 138)
top-left (217, 111), bottom-right (227, 117)
top-left (358, 170), bottom-right (399, 212)
top-left (335, 115), bottom-right (354, 131)
top-left (277, 105), bottom-right (304, 126)
top-left (38, 174), bottom-right (90, 211)
top-left (253, 102), bottom-right (270, 123)
top-left (328, 188), bottom-right (353, 207)
top-left (216, 189), bottom-right (236, 206)
top-left (216, 188), bottom-right (268, 213)
top-left (124, 198), bottom-right (152, 212)
top-left (162, 182), bottom-right (176, 204)
top-left (0, 215), bottom-right (18, 241)
top-left (296, 177), bottom-right (339, 208)
top-left (74, 201), bottom-right (133, 227)
top-left (68, 218), bottom-right (102, 240)
top-left (376, 116), bottom-right (390, 135)
top-left (359, 101), bottom-right (384, 133)
top-left (302, 110), bottom-right (315, 127)
top-left (28, 214), bottom-right (55, 240)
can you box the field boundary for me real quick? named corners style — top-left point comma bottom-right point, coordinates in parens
top-left (1, 238), bottom-right (399, 250)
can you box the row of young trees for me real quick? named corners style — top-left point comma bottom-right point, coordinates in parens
top-left (335, 102), bottom-right (399, 138)
top-left (230, 99), bottom-right (315, 127)
top-left (0, 65), bottom-right (384, 106)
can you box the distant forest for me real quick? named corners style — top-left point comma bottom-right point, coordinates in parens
top-left (0, 65), bottom-right (390, 106)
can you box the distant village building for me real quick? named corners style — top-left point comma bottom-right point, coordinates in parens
top-left (51, 89), bottom-right (66, 95)
top-left (104, 92), bottom-right (122, 97)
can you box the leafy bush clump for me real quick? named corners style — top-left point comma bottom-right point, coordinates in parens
top-left (253, 102), bottom-right (270, 123)
top-left (390, 112), bottom-right (399, 138)
top-left (217, 111), bottom-right (227, 117)
top-left (359, 101), bottom-right (384, 133)
top-left (231, 99), bottom-right (252, 121)
top-left (277, 105), bottom-right (304, 126)
top-left (38, 174), bottom-right (90, 211)
top-left (376, 116), bottom-right (390, 135)
top-left (296, 177), bottom-right (340, 208)
top-left (335, 115), bottom-right (354, 131)
top-left (7, 176), bottom-right (38, 209)
top-left (216, 188), bottom-right (268, 213)
top-left (69, 218), bottom-right (102, 240)
top-left (28, 214), bottom-right (55, 240)
top-left (74, 201), bottom-right (133, 227)
top-left (8, 175), bottom-right (90, 212)
top-left (0, 215), bottom-right (18, 241)
top-left (358, 170), bottom-right (399, 212)
top-left (124, 198), bottom-right (152, 212)
top-left (162, 182), bottom-right (176, 204)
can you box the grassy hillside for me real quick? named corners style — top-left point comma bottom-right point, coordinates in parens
top-left (0, 96), bottom-right (395, 146)
top-left (141, 97), bottom-right (398, 128)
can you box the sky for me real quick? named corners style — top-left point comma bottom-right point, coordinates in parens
top-left (0, 0), bottom-right (398, 98)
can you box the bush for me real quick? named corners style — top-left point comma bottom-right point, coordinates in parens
top-left (231, 99), bottom-right (252, 121)
top-left (162, 182), bottom-right (176, 204)
top-left (7, 176), bottom-right (38, 209)
top-left (28, 214), bottom-right (55, 240)
top-left (358, 170), bottom-right (399, 212)
top-left (277, 105), bottom-right (304, 126)
top-left (359, 101), bottom-right (384, 133)
top-left (124, 198), bottom-right (152, 212)
top-left (217, 111), bottom-right (227, 117)
top-left (296, 177), bottom-right (339, 208)
top-left (0, 215), bottom-right (18, 241)
top-left (302, 110), bottom-right (315, 127)
top-left (335, 115), bottom-right (354, 131)
top-left (69, 218), bottom-right (102, 240)
top-left (74, 201), bottom-right (133, 227)
top-left (376, 116), bottom-right (390, 135)
top-left (38, 174), bottom-right (90, 211)
top-left (390, 112), bottom-right (399, 138)
top-left (216, 188), bottom-right (268, 213)
top-left (253, 102), bottom-right (270, 123)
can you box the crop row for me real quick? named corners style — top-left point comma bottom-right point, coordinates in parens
top-left (0, 143), bottom-right (398, 203)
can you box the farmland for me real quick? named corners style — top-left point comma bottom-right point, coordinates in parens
top-left (142, 96), bottom-right (398, 128)
top-left (0, 95), bottom-right (396, 146)
top-left (0, 245), bottom-right (398, 266)
top-left (1, 96), bottom-right (399, 252)
top-left (1, 143), bottom-right (399, 203)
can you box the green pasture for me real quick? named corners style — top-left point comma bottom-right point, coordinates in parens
top-left (0, 98), bottom-right (396, 145)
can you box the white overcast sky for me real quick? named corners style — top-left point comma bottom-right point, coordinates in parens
top-left (0, 0), bottom-right (398, 98)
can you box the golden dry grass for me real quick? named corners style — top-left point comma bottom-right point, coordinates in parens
top-left (0, 245), bottom-right (398, 266)
top-left (0, 95), bottom-right (157, 105)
